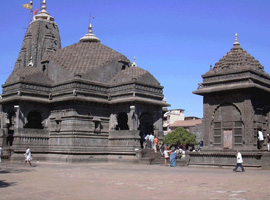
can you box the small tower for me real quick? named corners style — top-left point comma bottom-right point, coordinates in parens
top-left (193, 34), bottom-right (270, 167)
top-left (12, 0), bottom-right (61, 72)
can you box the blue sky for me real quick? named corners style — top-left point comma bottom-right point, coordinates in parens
top-left (1, 0), bottom-right (270, 118)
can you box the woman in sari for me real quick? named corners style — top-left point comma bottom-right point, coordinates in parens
top-left (170, 150), bottom-right (177, 167)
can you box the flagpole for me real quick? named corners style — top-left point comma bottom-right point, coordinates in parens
top-left (40, 0), bottom-right (43, 11)
top-left (30, 1), bottom-right (33, 22)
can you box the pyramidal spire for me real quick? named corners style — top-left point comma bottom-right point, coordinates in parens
top-left (80, 23), bottom-right (100, 42)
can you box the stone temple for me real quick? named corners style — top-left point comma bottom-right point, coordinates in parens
top-left (0, 2), bottom-right (168, 162)
top-left (192, 34), bottom-right (270, 169)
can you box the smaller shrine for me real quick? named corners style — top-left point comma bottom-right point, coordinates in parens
top-left (192, 34), bottom-right (270, 169)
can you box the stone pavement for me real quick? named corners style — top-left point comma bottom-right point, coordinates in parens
top-left (0, 161), bottom-right (269, 200)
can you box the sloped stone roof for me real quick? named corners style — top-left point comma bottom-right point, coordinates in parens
top-left (203, 34), bottom-right (267, 77)
top-left (110, 66), bottom-right (160, 86)
top-left (47, 42), bottom-right (128, 72)
top-left (46, 41), bottom-right (130, 83)
top-left (5, 65), bottom-right (52, 85)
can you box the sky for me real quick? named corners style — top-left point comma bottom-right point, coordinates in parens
top-left (1, 0), bottom-right (270, 118)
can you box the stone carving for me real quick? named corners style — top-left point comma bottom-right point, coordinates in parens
top-left (129, 106), bottom-right (139, 131)
top-left (109, 114), bottom-right (118, 131)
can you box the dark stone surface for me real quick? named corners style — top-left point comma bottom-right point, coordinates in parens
top-left (0, 3), bottom-right (168, 163)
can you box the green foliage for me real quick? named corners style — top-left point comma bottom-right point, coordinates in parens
top-left (164, 127), bottom-right (197, 146)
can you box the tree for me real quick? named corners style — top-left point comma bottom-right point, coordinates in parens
top-left (164, 127), bottom-right (197, 147)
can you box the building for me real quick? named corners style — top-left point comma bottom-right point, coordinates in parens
top-left (163, 109), bottom-right (184, 134)
top-left (192, 34), bottom-right (270, 168)
top-left (0, 1), bottom-right (168, 162)
top-left (170, 118), bottom-right (203, 143)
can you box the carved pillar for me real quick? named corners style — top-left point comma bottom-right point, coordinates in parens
top-left (243, 99), bottom-right (255, 147)
top-left (203, 102), bottom-right (211, 147)
top-left (109, 114), bottom-right (117, 131)
top-left (129, 106), bottom-right (139, 131)
top-left (14, 105), bottom-right (21, 134)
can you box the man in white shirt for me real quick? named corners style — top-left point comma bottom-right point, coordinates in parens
top-left (149, 134), bottom-right (154, 149)
top-left (258, 128), bottom-right (264, 150)
top-left (233, 150), bottom-right (245, 172)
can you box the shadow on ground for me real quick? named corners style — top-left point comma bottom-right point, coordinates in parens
top-left (0, 180), bottom-right (16, 188)
top-left (0, 168), bottom-right (33, 174)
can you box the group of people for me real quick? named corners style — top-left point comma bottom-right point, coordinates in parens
top-left (258, 128), bottom-right (270, 151)
top-left (160, 145), bottom-right (185, 167)
top-left (143, 133), bottom-right (159, 153)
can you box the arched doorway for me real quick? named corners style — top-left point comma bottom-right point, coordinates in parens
top-left (116, 112), bottom-right (129, 130)
top-left (139, 113), bottom-right (154, 148)
top-left (24, 111), bottom-right (43, 129)
top-left (212, 103), bottom-right (243, 149)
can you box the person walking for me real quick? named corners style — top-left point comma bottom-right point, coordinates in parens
top-left (164, 147), bottom-right (170, 166)
top-left (24, 147), bottom-right (32, 167)
top-left (233, 150), bottom-right (245, 172)
top-left (153, 137), bottom-right (158, 153)
top-left (144, 134), bottom-right (150, 149)
top-left (149, 134), bottom-right (154, 149)
top-left (258, 128), bottom-right (264, 150)
top-left (160, 143), bottom-right (165, 156)
top-left (170, 150), bottom-right (177, 167)
top-left (267, 134), bottom-right (270, 152)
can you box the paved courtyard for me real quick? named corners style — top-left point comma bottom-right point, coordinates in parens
top-left (0, 160), bottom-right (269, 200)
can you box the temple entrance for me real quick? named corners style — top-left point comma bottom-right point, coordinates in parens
top-left (116, 112), bottom-right (129, 130)
top-left (224, 130), bottom-right (233, 149)
top-left (24, 111), bottom-right (43, 129)
top-left (139, 113), bottom-right (153, 148)
top-left (212, 103), bottom-right (243, 149)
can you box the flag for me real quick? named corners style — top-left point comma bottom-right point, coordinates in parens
top-left (22, 4), bottom-right (32, 10)
top-left (34, 9), bottom-right (38, 15)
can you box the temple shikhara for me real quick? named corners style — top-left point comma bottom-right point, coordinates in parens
top-left (0, 1), bottom-right (168, 162)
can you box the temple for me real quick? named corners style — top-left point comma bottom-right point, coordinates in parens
top-left (0, 1), bottom-right (168, 162)
top-left (192, 34), bottom-right (270, 168)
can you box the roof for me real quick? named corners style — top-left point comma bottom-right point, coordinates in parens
top-left (170, 119), bottom-right (202, 127)
top-left (203, 34), bottom-right (267, 78)
top-left (45, 41), bottom-right (130, 84)
top-left (193, 34), bottom-right (270, 95)
top-left (110, 66), bottom-right (160, 86)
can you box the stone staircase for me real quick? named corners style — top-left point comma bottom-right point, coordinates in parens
top-left (139, 148), bottom-right (164, 165)
top-left (1, 147), bottom-right (13, 160)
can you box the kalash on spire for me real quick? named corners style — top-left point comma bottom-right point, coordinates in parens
top-left (13, 0), bottom-right (61, 71)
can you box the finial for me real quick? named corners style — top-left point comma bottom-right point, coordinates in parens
top-left (33, 0), bottom-right (53, 21)
top-left (132, 56), bottom-right (137, 67)
top-left (233, 33), bottom-right (240, 45)
top-left (210, 64), bottom-right (212, 71)
top-left (42, 0), bottom-right (46, 11)
top-left (80, 23), bottom-right (100, 42)
top-left (88, 23), bottom-right (93, 34)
